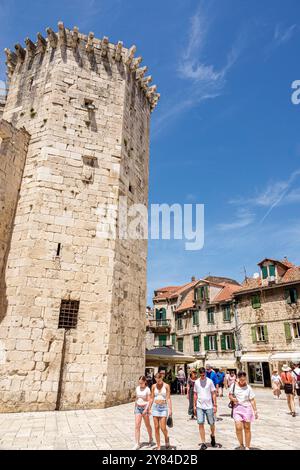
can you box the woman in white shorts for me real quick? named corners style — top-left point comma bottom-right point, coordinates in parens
top-left (133, 376), bottom-right (154, 450)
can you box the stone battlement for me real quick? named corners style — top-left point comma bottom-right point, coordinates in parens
top-left (4, 21), bottom-right (160, 111)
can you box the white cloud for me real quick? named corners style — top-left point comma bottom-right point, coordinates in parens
top-left (274, 23), bottom-right (297, 45)
top-left (217, 208), bottom-right (255, 231)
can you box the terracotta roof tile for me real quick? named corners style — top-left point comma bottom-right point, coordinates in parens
top-left (212, 283), bottom-right (242, 303)
top-left (175, 290), bottom-right (195, 312)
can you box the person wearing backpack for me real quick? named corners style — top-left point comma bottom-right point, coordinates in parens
top-left (280, 364), bottom-right (296, 417)
top-left (291, 363), bottom-right (300, 409)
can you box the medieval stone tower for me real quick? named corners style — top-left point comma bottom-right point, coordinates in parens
top-left (0, 22), bottom-right (159, 411)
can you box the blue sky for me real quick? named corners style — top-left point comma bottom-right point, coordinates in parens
top-left (1, 0), bottom-right (300, 304)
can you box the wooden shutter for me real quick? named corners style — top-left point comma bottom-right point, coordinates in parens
top-left (204, 335), bottom-right (209, 350)
top-left (231, 334), bottom-right (235, 350)
top-left (251, 326), bottom-right (257, 343)
top-left (284, 322), bottom-right (292, 341)
top-left (251, 294), bottom-right (261, 309)
top-left (269, 265), bottom-right (275, 277)
top-left (263, 325), bottom-right (268, 342)
top-left (214, 335), bottom-right (218, 350)
top-left (159, 335), bottom-right (167, 346)
top-left (161, 308), bottom-right (166, 321)
top-left (285, 289), bottom-right (291, 304)
top-left (220, 334), bottom-right (226, 350)
top-left (205, 285), bottom-right (209, 301)
top-left (155, 308), bottom-right (160, 320)
top-left (194, 336), bottom-right (199, 352)
top-left (172, 333), bottom-right (176, 345)
top-left (262, 266), bottom-right (268, 279)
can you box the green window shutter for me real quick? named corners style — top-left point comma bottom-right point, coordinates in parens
top-left (285, 289), bottom-right (292, 304)
top-left (205, 285), bottom-right (209, 301)
top-left (269, 265), bottom-right (275, 277)
top-left (293, 288), bottom-right (298, 303)
top-left (261, 266), bottom-right (268, 279)
top-left (231, 334), bottom-right (235, 350)
top-left (263, 325), bottom-right (268, 342)
top-left (214, 335), bottom-right (218, 350)
top-left (284, 323), bottom-right (292, 341)
top-left (251, 326), bottom-right (257, 343)
top-left (171, 333), bottom-right (176, 345)
top-left (200, 287), bottom-right (204, 301)
top-left (220, 334), bottom-right (226, 350)
top-left (160, 308), bottom-right (166, 320)
top-left (155, 308), bottom-right (160, 320)
top-left (159, 335), bottom-right (167, 346)
top-left (194, 336), bottom-right (200, 352)
top-left (251, 294), bottom-right (261, 309)
top-left (204, 336), bottom-right (209, 351)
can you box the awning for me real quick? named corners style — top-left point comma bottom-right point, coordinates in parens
top-left (270, 352), bottom-right (300, 362)
top-left (206, 359), bottom-right (237, 369)
top-left (146, 347), bottom-right (195, 365)
top-left (240, 354), bottom-right (270, 362)
top-left (188, 359), bottom-right (205, 368)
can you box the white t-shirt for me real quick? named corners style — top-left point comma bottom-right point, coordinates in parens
top-left (292, 367), bottom-right (300, 389)
top-left (136, 386), bottom-right (150, 406)
top-left (194, 377), bottom-right (215, 410)
top-left (230, 383), bottom-right (255, 407)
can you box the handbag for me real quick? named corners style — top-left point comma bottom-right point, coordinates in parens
top-left (228, 383), bottom-right (236, 418)
top-left (166, 415), bottom-right (173, 428)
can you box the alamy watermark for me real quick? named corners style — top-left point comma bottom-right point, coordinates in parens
top-left (291, 80), bottom-right (300, 104)
top-left (96, 197), bottom-right (204, 251)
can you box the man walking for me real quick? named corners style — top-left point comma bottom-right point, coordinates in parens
top-left (291, 363), bottom-right (300, 409)
top-left (194, 367), bottom-right (218, 450)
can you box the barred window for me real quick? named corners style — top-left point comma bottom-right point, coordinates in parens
top-left (58, 300), bottom-right (80, 329)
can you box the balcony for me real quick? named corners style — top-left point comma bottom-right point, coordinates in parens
top-left (148, 319), bottom-right (171, 332)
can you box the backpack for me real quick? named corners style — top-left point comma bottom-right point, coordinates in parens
top-left (293, 370), bottom-right (300, 387)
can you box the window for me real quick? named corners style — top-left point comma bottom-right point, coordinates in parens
top-left (292, 322), bottom-right (300, 339)
top-left (171, 333), bottom-right (176, 346)
top-left (251, 294), bottom-right (261, 309)
top-left (158, 335), bottom-right (167, 346)
top-left (193, 336), bottom-right (200, 352)
top-left (207, 308), bottom-right (215, 324)
top-left (261, 264), bottom-right (276, 279)
top-left (156, 308), bottom-right (166, 324)
top-left (177, 337), bottom-right (183, 352)
top-left (58, 300), bottom-right (79, 329)
top-left (204, 335), bottom-right (217, 351)
top-left (193, 310), bottom-right (199, 326)
top-left (251, 325), bottom-right (268, 342)
top-left (223, 304), bottom-right (231, 322)
top-left (177, 314), bottom-right (183, 330)
top-left (285, 288), bottom-right (298, 305)
top-left (221, 333), bottom-right (235, 350)
top-left (195, 285), bottom-right (209, 302)
top-left (285, 322), bottom-right (300, 340)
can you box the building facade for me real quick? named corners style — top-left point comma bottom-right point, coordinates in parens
top-left (153, 259), bottom-right (300, 385)
top-left (235, 258), bottom-right (300, 387)
top-left (0, 22), bottom-right (159, 412)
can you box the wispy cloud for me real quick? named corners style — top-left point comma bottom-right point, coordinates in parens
top-left (229, 169), bottom-right (300, 224)
top-left (217, 208), bottom-right (255, 231)
top-left (153, 2), bottom-right (245, 135)
top-left (274, 23), bottom-right (297, 46)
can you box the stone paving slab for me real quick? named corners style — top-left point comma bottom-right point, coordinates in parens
top-left (0, 388), bottom-right (299, 450)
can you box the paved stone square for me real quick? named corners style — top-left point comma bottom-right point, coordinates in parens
top-left (0, 388), bottom-right (299, 450)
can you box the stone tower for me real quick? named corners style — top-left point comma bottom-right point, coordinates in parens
top-left (0, 22), bottom-right (159, 411)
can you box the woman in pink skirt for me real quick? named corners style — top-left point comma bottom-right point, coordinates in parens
top-left (229, 371), bottom-right (258, 450)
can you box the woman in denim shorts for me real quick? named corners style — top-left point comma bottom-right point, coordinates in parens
top-left (133, 376), bottom-right (154, 450)
top-left (149, 372), bottom-right (172, 450)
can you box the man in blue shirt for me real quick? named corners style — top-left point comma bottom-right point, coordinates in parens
top-left (205, 364), bottom-right (218, 386)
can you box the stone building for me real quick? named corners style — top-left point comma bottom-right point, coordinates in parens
top-left (149, 279), bottom-right (198, 349)
top-left (235, 258), bottom-right (300, 387)
top-left (0, 22), bottom-right (159, 412)
top-left (175, 277), bottom-right (241, 370)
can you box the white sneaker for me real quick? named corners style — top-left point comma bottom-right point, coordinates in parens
top-left (132, 443), bottom-right (141, 450)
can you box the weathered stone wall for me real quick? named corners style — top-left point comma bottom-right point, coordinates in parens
top-left (0, 120), bottom-right (30, 320)
top-left (0, 24), bottom-right (158, 411)
top-left (237, 286), bottom-right (300, 354)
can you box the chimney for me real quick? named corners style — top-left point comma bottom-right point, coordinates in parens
top-left (191, 276), bottom-right (196, 282)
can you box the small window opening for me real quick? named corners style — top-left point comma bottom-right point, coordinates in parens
top-left (58, 300), bottom-right (80, 329)
top-left (56, 243), bottom-right (61, 257)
